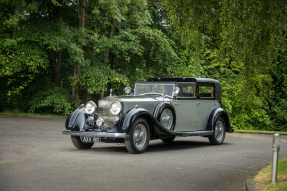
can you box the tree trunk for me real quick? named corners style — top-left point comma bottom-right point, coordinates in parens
top-left (82, 83), bottom-right (89, 103)
top-left (54, 50), bottom-right (62, 86)
top-left (46, 1), bottom-right (63, 87)
top-left (103, 16), bottom-right (115, 66)
top-left (98, 16), bottom-right (115, 100)
top-left (71, 0), bottom-right (85, 103)
top-left (47, 49), bottom-right (62, 87)
top-left (71, 61), bottom-right (80, 102)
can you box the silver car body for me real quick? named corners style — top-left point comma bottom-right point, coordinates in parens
top-left (63, 77), bottom-right (233, 153)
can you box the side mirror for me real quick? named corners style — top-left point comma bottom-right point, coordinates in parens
top-left (173, 87), bottom-right (180, 96)
top-left (173, 87), bottom-right (180, 101)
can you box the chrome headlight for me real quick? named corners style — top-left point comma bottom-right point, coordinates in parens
top-left (110, 101), bottom-right (122, 115)
top-left (85, 101), bottom-right (97, 114)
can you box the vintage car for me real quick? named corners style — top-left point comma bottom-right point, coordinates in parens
top-left (63, 77), bottom-right (234, 154)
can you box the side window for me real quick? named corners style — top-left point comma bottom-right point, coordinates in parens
top-left (177, 82), bottom-right (196, 98)
top-left (198, 84), bottom-right (214, 98)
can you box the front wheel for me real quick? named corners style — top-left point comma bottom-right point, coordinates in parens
top-left (71, 136), bottom-right (94, 149)
top-left (208, 116), bottom-right (226, 145)
top-left (125, 118), bottom-right (150, 154)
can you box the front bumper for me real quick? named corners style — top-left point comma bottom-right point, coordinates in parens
top-left (230, 125), bottom-right (234, 133)
top-left (62, 130), bottom-right (126, 138)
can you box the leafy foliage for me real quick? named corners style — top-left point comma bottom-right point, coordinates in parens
top-left (267, 53), bottom-right (287, 131)
top-left (28, 83), bottom-right (76, 115)
top-left (164, 0), bottom-right (287, 131)
top-left (1, 0), bottom-right (287, 132)
top-left (1, 0), bottom-right (181, 113)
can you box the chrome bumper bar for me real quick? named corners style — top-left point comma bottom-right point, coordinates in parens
top-left (62, 130), bottom-right (126, 138)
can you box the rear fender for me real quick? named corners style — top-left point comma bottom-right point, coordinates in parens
top-left (207, 108), bottom-right (232, 133)
top-left (153, 102), bottom-right (176, 131)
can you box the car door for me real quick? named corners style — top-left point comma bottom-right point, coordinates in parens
top-left (172, 82), bottom-right (199, 131)
top-left (196, 83), bottom-right (220, 130)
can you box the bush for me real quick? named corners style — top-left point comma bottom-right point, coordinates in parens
top-left (28, 85), bottom-right (78, 115)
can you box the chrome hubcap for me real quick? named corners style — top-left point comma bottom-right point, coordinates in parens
top-left (133, 124), bottom-right (147, 148)
top-left (215, 120), bottom-right (224, 142)
top-left (160, 109), bottom-right (173, 130)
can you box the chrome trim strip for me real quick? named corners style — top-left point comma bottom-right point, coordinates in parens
top-left (62, 130), bottom-right (126, 138)
top-left (176, 131), bottom-right (213, 137)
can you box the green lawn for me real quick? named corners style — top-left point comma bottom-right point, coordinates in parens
top-left (254, 158), bottom-right (287, 191)
top-left (235, 130), bottom-right (287, 135)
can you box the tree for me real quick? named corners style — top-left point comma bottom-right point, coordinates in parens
top-left (0, 0), bottom-right (180, 114)
top-left (81, 0), bottom-right (179, 98)
top-left (267, 52), bottom-right (287, 131)
top-left (71, 0), bottom-right (86, 103)
top-left (0, 0), bottom-right (84, 113)
top-left (164, 0), bottom-right (287, 79)
top-left (164, 0), bottom-right (287, 130)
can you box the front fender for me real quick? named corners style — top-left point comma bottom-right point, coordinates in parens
top-left (207, 108), bottom-right (232, 133)
top-left (65, 107), bottom-right (85, 131)
top-left (65, 107), bottom-right (98, 131)
top-left (109, 107), bottom-right (177, 137)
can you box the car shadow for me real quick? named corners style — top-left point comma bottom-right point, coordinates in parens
top-left (147, 140), bottom-right (212, 153)
top-left (77, 139), bottom-right (232, 154)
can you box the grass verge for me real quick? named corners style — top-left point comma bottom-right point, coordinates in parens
top-left (0, 110), bottom-right (67, 118)
top-left (254, 158), bottom-right (287, 191)
top-left (235, 129), bottom-right (287, 135)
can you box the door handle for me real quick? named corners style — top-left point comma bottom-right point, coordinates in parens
top-left (197, 102), bottom-right (202, 105)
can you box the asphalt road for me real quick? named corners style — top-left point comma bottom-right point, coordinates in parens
top-left (1, 115), bottom-right (287, 191)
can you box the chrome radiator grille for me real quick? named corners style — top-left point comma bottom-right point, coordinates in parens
top-left (97, 96), bottom-right (119, 130)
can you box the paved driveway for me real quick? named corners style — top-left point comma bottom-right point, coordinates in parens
top-left (1, 115), bottom-right (287, 191)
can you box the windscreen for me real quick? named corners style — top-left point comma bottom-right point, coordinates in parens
top-left (134, 83), bottom-right (175, 97)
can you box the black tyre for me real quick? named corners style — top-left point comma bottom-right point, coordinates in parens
top-left (71, 136), bottom-right (94, 149)
top-left (125, 118), bottom-right (150, 154)
top-left (208, 116), bottom-right (226, 145)
top-left (161, 136), bottom-right (175, 143)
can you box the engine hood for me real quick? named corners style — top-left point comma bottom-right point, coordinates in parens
top-left (116, 95), bottom-right (158, 102)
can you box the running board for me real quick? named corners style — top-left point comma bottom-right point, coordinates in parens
top-left (176, 131), bottom-right (213, 137)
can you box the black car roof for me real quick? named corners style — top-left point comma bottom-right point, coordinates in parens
top-left (148, 77), bottom-right (220, 84)
top-left (147, 77), bottom-right (221, 100)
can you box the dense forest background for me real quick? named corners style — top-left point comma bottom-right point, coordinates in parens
top-left (1, 0), bottom-right (287, 131)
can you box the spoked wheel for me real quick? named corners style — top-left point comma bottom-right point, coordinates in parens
top-left (160, 108), bottom-right (174, 130)
top-left (208, 116), bottom-right (226, 145)
top-left (125, 118), bottom-right (150, 154)
top-left (71, 136), bottom-right (94, 149)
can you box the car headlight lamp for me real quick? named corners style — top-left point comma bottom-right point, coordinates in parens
top-left (110, 101), bottom-right (122, 115)
top-left (85, 101), bottom-right (97, 114)
top-left (96, 118), bottom-right (104, 127)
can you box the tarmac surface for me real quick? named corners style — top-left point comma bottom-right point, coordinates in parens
top-left (1, 115), bottom-right (287, 191)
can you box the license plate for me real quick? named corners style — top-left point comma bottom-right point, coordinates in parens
top-left (80, 137), bottom-right (101, 143)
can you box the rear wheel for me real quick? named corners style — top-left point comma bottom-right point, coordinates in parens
top-left (71, 136), bottom-right (94, 149)
top-left (125, 118), bottom-right (150, 154)
top-left (208, 116), bottom-right (226, 145)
